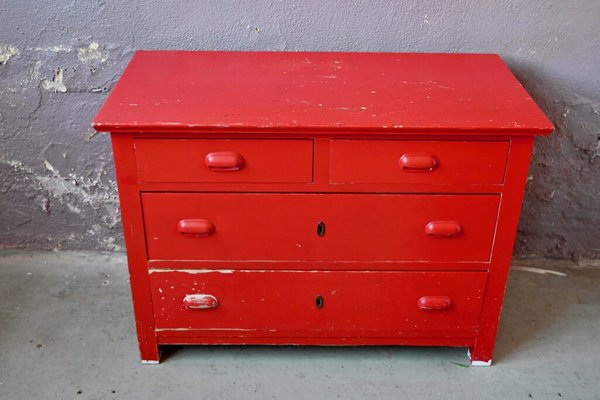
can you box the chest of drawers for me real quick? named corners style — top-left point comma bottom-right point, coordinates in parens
top-left (93, 51), bottom-right (553, 365)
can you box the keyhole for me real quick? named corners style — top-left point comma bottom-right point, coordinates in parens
top-left (315, 295), bottom-right (324, 309)
top-left (317, 221), bottom-right (326, 237)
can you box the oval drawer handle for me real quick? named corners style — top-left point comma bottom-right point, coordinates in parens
top-left (177, 219), bottom-right (215, 237)
top-left (399, 153), bottom-right (439, 172)
top-left (418, 296), bottom-right (452, 311)
top-left (205, 151), bottom-right (245, 171)
top-left (425, 221), bottom-right (462, 238)
top-left (183, 294), bottom-right (219, 310)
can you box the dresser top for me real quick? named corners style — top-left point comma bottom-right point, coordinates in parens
top-left (93, 51), bottom-right (553, 135)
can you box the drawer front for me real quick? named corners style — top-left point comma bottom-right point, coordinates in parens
top-left (135, 139), bottom-right (313, 183)
top-left (143, 193), bottom-right (499, 262)
top-left (149, 270), bottom-right (487, 335)
top-left (330, 140), bottom-right (509, 185)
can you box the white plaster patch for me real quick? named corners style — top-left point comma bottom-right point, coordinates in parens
top-left (66, 203), bottom-right (82, 214)
top-left (0, 154), bottom-right (119, 220)
top-left (101, 236), bottom-right (122, 252)
top-left (19, 60), bottom-right (42, 86)
top-left (43, 160), bottom-right (59, 175)
top-left (0, 155), bottom-right (34, 174)
top-left (26, 45), bottom-right (73, 53)
top-left (0, 45), bottom-right (18, 65)
top-left (77, 42), bottom-right (107, 62)
top-left (512, 266), bottom-right (567, 276)
top-left (42, 68), bottom-right (67, 93)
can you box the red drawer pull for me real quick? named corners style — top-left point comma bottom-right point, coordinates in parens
top-left (177, 219), bottom-right (215, 237)
top-left (425, 221), bottom-right (462, 237)
top-left (183, 294), bottom-right (219, 310)
top-left (204, 151), bottom-right (245, 171)
top-left (399, 153), bottom-right (439, 172)
top-left (418, 296), bottom-right (452, 311)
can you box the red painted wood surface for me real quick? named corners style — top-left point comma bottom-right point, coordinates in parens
top-left (93, 51), bottom-right (553, 135)
top-left (94, 51), bottom-right (554, 364)
top-left (156, 335), bottom-right (476, 348)
top-left (147, 260), bottom-right (491, 272)
top-left (425, 221), bottom-right (463, 238)
top-left (418, 296), bottom-right (453, 311)
top-left (142, 193), bottom-right (500, 263)
top-left (204, 151), bottom-right (245, 171)
top-left (149, 270), bottom-right (486, 337)
top-left (135, 139), bottom-right (313, 183)
top-left (330, 140), bottom-right (509, 184)
top-left (469, 137), bottom-right (536, 364)
top-left (182, 294), bottom-right (219, 310)
top-left (110, 134), bottom-right (160, 362)
top-left (177, 219), bottom-right (215, 237)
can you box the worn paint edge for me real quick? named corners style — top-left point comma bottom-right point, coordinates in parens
top-left (148, 259), bottom-right (487, 264)
top-left (155, 328), bottom-right (261, 332)
top-left (468, 349), bottom-right (492, 366)
top-left (470, 359), bottom-right (493, 367)
top-left (148, 269), bottom-right (235, 274)
top-left (148, 269), bottom-right (486, 274)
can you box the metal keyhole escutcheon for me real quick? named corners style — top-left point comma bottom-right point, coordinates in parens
top-left (317, 221), bottom-right (326, 237)
top-left (315, 295), bottom-right (324, 309)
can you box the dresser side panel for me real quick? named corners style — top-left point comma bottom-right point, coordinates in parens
top-left (471, 136), bottom-right (535, 364)
top-left (110, 132), bottom-right (159, 362)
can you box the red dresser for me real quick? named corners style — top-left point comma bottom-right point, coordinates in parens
top-left (93, 51), bottom-right (553, 365)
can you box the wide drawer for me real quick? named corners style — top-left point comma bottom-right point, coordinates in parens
top-left (142, 193), bottom-right (500, 262)
top-left (149, 270), bottom-right (487, 336)
top-left (134, 139), bottom-right (313, 183)
top-left (330, 140), bottom-right (509, 185)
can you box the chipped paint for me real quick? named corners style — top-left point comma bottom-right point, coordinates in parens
top-left (0, 154), bottom-right (120, 250)
top-left (26, 45), bottom-right (73, 53)
top-left (470, 359), bottom-right (492, 366)
top-left (468, 349), bottom-right (492, 366)
top-left (77, 42), bottom-right (107, 63)
top-left (42, 68), bottom-right (67, 93)
top-left (155, 328), bottom-right (260, 332)
top-left (148, 268), bottom-right (456, 274)
top-left (18, 60), bottom-right (42, 86)
top-left (149, 269), bottom-right (235, 274)
top-left (0, 155), bottom-right (33, 174)
top-left (183, 294), bottom-right (219, 309)
top-left (43, 160), bottom-right (59, 175)
top-left (0, 45), bottom-right (18, 64)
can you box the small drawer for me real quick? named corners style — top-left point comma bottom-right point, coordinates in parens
top-left (330, 140), bottom-right (509, 185)
top-left (142, 193), bottom-right (500, 263)
top-left (149, 270), bottom-right (487, 336)
top-left (134, 139), bottom-right (313, 183)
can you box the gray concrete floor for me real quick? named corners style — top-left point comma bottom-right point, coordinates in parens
top-left (0, 251), bottom-right (599, 400)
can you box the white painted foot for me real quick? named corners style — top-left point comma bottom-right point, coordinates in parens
top-left (470, 359), bottom-right (492, 367)
top-left (141, 359), bottom-right (160, 365)
top-left (468, 349), bottom-right (492, 366)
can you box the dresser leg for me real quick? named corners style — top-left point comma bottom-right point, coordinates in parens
top-left (466, 138), bottom-right (535, 368)
top-left (140, 344), bottom-right (161, 365)
top-left (468, 347), bottom-right (492, 366)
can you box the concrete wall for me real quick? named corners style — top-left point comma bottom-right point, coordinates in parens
top-left (1, 1), bottom-right (599, 259)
